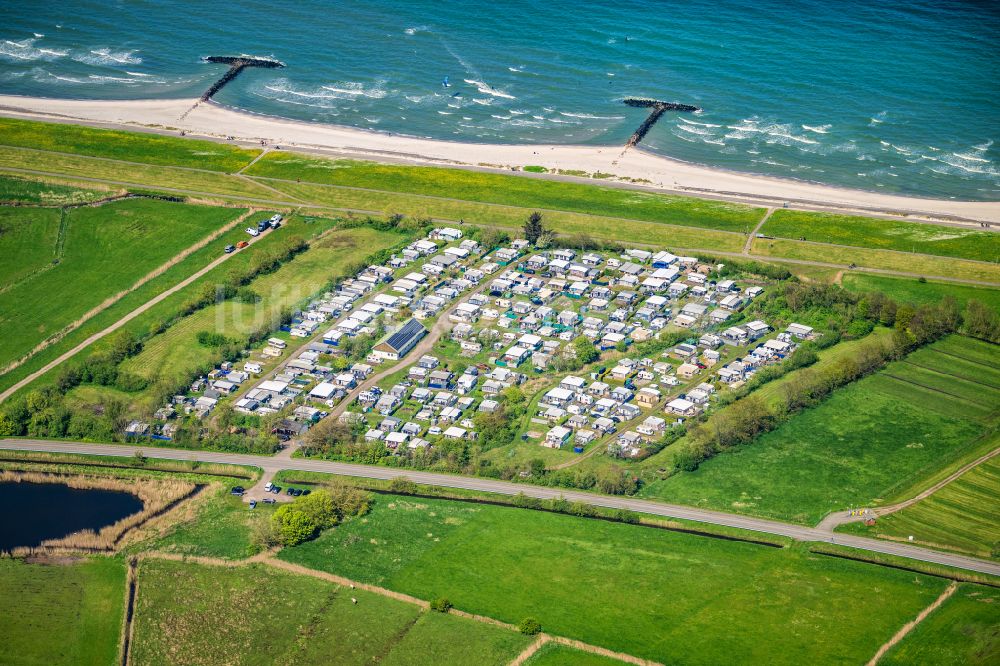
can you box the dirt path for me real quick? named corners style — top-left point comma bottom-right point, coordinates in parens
top-left (0, 208), bottom-right (264, 403)
top-left (865, 582), bottom-right (958, 665)
top-left (509, 636), bottom-right (549, 665)
top-left (817, 445), bottom-right (1000, 532)
top-left (743, 207), bottom-right (775, 254)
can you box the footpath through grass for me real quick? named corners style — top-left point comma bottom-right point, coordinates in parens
top-left (0, 198), bottom-right (246, 369)
top-left (246, 152), bottom-right (766, 233)
top-left (0, 556), bottom-right (125, 666)
top-left (882, 584), bottom-right (1000, 665)
top-left (640, 335), bottom-right (999, 525)
top-left (762, 209), bottom-right (1000, 263)
top-left (279, 494), bottom-right (949, 665)
top-left (526, 644), bottom-right (627, 665)
top-left (0, 117), bottom-right (260, 172)
top-left (131, 558), bottom-right (530, 666)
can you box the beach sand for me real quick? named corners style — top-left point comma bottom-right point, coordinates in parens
top-left (0, 94), bottom-right (998, 224)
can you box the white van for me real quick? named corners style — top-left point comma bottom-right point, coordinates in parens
top-left (264, 482), bottom-right (274, 492)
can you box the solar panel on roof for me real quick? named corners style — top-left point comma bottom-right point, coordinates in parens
top-left (384, 319), bottom-right (427, 351)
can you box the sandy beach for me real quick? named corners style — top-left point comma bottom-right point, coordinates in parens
top-left (0, 94), bottom-right (998, 224)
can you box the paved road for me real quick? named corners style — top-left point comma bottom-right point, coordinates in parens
top-left (4, 438), bottom-right (999, 576)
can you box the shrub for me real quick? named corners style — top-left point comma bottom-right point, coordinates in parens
top-left (518, 617), bottom-right (542, 635)
top-left (430, 597), bottom-right (453, 613)
top-left (389, 477), bottom-right (417, 494)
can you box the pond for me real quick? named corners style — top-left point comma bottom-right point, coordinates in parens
top-left (0, 481), bottom-right (144, 551)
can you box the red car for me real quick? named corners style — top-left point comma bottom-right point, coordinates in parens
top-left (236, 240), bottom-right (249, 249)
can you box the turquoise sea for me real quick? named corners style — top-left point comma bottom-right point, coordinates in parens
top-left (2, 0), bottom-right (998, 200)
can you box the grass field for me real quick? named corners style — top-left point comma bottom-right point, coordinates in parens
top-left (257, 179), bottom-right (748, 252)
top-left (762, 210), bottom-right (1000, 263)
top-left (0, 556), bottom-right (125, 665)
top-left (640, 336), bottom-right (998, 525)
top-left (279, 494), bottom-right (950, 665)
top-left (526, 644), bottom-right (626, 665)
top-left (141, 484), bottom-right (269, 560)
top-left (0, 117), bottom-right (259, 172)
top-left (752, 238), bottom-right (1000, 283)
top-left (0, 198), bottom-right (246, 368)
top-left (121, 225), bottom-right (403, 391)
top-left (0, 206), bottom-right (62, 289)
top-left (843, 273), bottom-right (1000, 312)
top-left (0, 208), bottom-right (283, 395)
top-left (0, 148), bottom-right (282, 200)
top-left (246, 153), bottom-right (766, 233)
top-left (130, 559), bottom-right (530, 666)
top-left (0, 174), bottom-right (116, 205)
top-left (845, 445), bottom-right (1000, 561)
top-left (881, 584), bottom-right (1000, 665)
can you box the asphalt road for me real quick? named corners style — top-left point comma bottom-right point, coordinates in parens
top-left (4, 438), bottom-right (999, 577)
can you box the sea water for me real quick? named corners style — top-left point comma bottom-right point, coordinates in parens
top-left (1, 0), bottom-right (997, 200)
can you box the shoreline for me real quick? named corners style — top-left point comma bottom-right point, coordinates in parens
top-left (0, 94), bottom-right (998, 224)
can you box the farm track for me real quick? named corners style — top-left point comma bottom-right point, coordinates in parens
top-left (5, 438), bottom-right (1000, 577)
top-left (0, 209), bottom-right (263, 402)
top-left (865, 582), bottom-right (958, 665)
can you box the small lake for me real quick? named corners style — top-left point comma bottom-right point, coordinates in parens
top-left (0, 481), bottom-right (144, 551)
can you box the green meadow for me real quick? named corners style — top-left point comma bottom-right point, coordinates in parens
top-left (130, 559), bottom-right (530, 666)
top-left (280, 494), bottom-right (949, 665)
top-left (0, 206), bottom-right (63, 289)
top-left (640, 336), bottom-right (998, 525)
top-left (846, 448), bottom-right (1000, 561)
top-left (0, 557), bottom-right (125, 666)
top-left (0, 198), bottom-right (246, 368)
top-left (0, 117), bottom-right (259, 172)
top-left (882, 585), bottom-right (1000, 666)
top-left (762, 209), bottom-right (1000, 263)
top-left (843, 273), bottom-right (1000, 312)
top-left (0, 174), bottom-right (117, 205)
top-left (246, 152), bottom-right (767, 233)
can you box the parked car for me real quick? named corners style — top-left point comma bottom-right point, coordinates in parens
top-left (236, 240), bottom-right (249, 249)
top-left (224, 244), bottom-right (235, 254)
top-left (286, 487), bottom-right (295, 495)
top-left (246, 227), bottom-right (260, 237)
top-left (257, 219), bottom-right (269, 232)
top-left (263, 482), bottom-right (273, 492)
top-left (262, 498), bottom-right (276, 504)
top-left (292, 488), bottom-right (303, 497)
top-left (249, 500), bottom-right (257, 509)
top-left (270, 485), bottom-right (281, 494)
top-left (230, 486), bottom-right (245, 496)
top-left (301, 489), bottom-right (311, 496)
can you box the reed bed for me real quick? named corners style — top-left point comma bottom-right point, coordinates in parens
top-left (0, 470), bottom-right (198, 556)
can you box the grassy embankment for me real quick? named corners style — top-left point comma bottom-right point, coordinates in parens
top-left (639, 335), bottom-right (999, 525)
top-left (131, 558), bottom-right (532, 666)
top-left (0, 173), bottom-right (120, 205)
top-left (0, 557), bottom-right (126, 666)
top-left (843, 273), bottom-right (1000, 311)
top-left (752, 237), bottom-right (1000, 283)
top-left (762, 209), bottom-right (1000, 264)
top-left (526, 644), bottom-right (627, 666)
top-left (278, 493), bottom-right (950, 665)
top-left (0, 198), bottom-right (247, 368)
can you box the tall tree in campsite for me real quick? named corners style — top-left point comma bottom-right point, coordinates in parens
top-left (524, 211), bottom-right (545, 245)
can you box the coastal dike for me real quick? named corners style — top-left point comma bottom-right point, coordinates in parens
top-left (623, 98), bottom-right (700, 148)
top-left (200, 56), bottom-right (285, 102)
